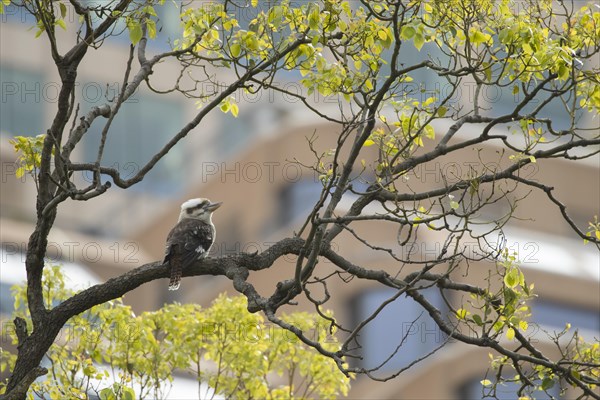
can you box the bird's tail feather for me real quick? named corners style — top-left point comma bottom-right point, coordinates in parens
top-left (168, 257), bottom-right (182, 291)
top-left (168, 280), bottom-right (180, 291)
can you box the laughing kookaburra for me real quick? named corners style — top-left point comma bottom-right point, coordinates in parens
top-left (164, 198), bottom-right (222, 290)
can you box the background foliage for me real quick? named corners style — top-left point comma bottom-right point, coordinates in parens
top-left (1, 266), bottom-right (350, 399)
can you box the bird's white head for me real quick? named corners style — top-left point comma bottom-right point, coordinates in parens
top-left (178, 198), bottom-right (222, 223)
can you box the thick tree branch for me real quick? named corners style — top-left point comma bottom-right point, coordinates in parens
top-left (2, 367), bottom-right (47, 400)
top-left (53, 238), bottom-right (305, 320)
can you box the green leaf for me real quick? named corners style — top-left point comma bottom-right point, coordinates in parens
top-left (128, 20), bottom-right (143, 45)
top-left (504, 268), bottom-right (519, 289)
top-left (146, 19), bottom-right (157, 39)
top-left (59, 2), bottom-right (67, 18)
top-left (220, 100), bottom-right (230, 113)
top-left (122, 387), bottom-right (135, 400)
top-left (401, 25), bottom-right (415, 40)
top-left (414, 33), bottom-right (425, 51)
top-left (504, 287), bottom-right (517, 307)
top-left (519, 320), bottom-right (528, 332)
top-left (0, 0), bottom-right (10, 14)
top-left (450, 201), bottom-right (459, 210)
top-left (230, 43), bottom-right (241, 57)
top-left (493, 320), bottom-right (504, 332)
top-left (143, 5), bottom-right (157, 17)
top-left (83, 365), bottom-right (95, 376)
top-left (481, 379), bottom-right (493, 386)
top-left (363, 139), bottom-right (376, 147)
top-left (230, 103), bottom-right (239, 118)
top-left (470, 29), bottom-right (490, 45)
top-left (506, 327), bottom-right (515, 340)
top-left (99, 388), bottom-right (116, 400)
top-left (541, 377), bottom-right (555, 391)
top-left (483, 62), bottom-right (492, 82)
top-left (437, 106), bottom-right (447, 117)
top-left (472, 314), bottom-right (484, 326)
top-left (308, 8), bottom-right (320, 30)
top-left (456, 308), bottom-right (468, 320)
top-left (558, 63), bottom-right (569, 80)
top-left (423, 97), bottom-right (435, 107)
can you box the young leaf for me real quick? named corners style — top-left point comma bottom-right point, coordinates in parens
top-left (414, 33), bottom-right (425, 51)
top-left (504, 268), bottom-right (519, 289)
top-left (506, 327), bottom-right (515, 340)
top-left (128, 20), bottom-right (143, 45)
top-left (146, 19), bottom-right (157, 39)
top-left (230, 103), bottom-right (239, 118)
top-left (363, 139), bottom-right (376, 147)
top-left (230, 43), bottom-right (242, 57)
top-left (401, 25), bottom-right (415, 40)
top-left (519, 320), bottom-right (528, 332)
top-left (59, 2), bottom-right (67, 18)
top-left (541, 377), bottom-right (555, 391)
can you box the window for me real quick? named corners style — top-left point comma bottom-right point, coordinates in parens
top-left (484, 85), bottom-right (584, 132)
top-left (217, 110), bottom-right (256, 159)
top-left (149, 2), bottom-right (183, 50)
top-left (0, 281), bottom-right (13, 316)
top-left (530, 300), bottom-right (600, 340)
top-left (0, 1), bottom-right (38, 25)
top-left (351, 287), bottom-right (448, 372)
top-left (0, 245), bottom-right (27, 316)
top-left (0, 65), bottom-right (45, 136)
top-left (278, 179), bottom-right (323, 227)
top-left (82, 93), bottom-right (185, 195)
top-left (216, 103), bottom-right (289, 159)
top-left (460, 376), bottom-right (561, 400)
top-left (393, 42), bottom-right (450, 104)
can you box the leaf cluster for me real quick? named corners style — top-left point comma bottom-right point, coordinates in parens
top-left (0, 266), bottom-right (350, 399)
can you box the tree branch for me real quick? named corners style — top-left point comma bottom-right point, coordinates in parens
top-left (52, 238), bottom-right (305, 320)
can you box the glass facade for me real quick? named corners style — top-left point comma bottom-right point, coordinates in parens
top-left (352, 287), bottom-right (448, 372)
top-left (0, 66), bottom-right (45, 137)
top-left (82, 93), bottom-right (185, 195)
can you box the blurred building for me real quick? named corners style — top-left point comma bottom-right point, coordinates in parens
top-left (1, 2), bottom-right (599, 399)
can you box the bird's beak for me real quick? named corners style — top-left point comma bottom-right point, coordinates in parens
top-left (207, 202), bottom-right (223, 211)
